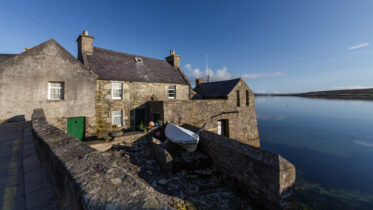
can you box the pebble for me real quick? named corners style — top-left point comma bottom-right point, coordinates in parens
top-left (157, 179), bottom-right (168, 185)
top-left (111, 178), bottom-right (122, 185)
top-left (146, 160), bottom-right (154, 165)
top-left (189, 174), bottom-right (199, 179)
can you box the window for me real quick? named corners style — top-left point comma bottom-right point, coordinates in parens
top-left (112, 82), bottom-right (122, 99)
top-left (246, 90), bottom-right (249, 106)
top-left (236, 90), bottom-right (240, 106)
top-left (112, 110), bottom-right (123, 126)
top-left (168, 85), bottom-right (176, 99)
top-left (135, 57), bottom-right (143, 64)
top-left (48, 82), bottom-right (64, 100)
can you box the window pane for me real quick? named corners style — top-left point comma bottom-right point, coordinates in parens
top-left (48, 82), bottom-right (64, 100)
top-left (112, 110), bottom-right (122, 126)
top-left (168, 85), bottom-right (176, 99)
top-left (112, 83), bottom-right (123, 99)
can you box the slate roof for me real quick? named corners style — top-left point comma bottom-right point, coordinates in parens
top-left (193, 78), bottom-right (241, 99)
top-left (86, 47), bottom-right (189, 85)
top-left (0, 54), bottom-right (17, 63)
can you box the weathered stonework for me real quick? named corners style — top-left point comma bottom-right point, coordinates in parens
top-left (147, 80), bottom-right (260, 147)
top-left (95, 79), bottom-right (190, 136)
top-left (0, 39), bottom-right (96, 137)
top-left (184, 124), bottom-right (296, 209)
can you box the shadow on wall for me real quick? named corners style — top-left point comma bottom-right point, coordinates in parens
top-left (1, 115), bottom-right (25, 124)
top-left (115, 124), bottom-right (296, 209)
top-left (114, 127), bottom-right (252, 209)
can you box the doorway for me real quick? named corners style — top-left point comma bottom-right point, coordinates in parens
top-left (217, 119), bottom-right (229, 137)
top-left (67, 117), bottom-right (85, 140)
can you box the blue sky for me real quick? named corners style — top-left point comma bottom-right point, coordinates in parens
top-left (1, 0), bottom-right (373, 93)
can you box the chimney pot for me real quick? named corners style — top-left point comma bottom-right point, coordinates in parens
top-left (166, 50), bottom-right (180, 69)
top-left (77, 30), bottom-right (95, 63)
top-left (196, 78), bottom-right (205, 88)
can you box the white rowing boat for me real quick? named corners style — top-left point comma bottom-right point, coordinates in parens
top-left (165, 123), bottom-right (206, 152)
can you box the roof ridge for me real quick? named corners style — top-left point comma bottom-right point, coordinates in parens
top-left (93, 46), bottom-right (168, 62)
top-left (199, 78), bottom-right (241, 85)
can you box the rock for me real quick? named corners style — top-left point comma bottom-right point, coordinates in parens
top-left (151, 137), bottom-right (173, 171)
top-left (103, 136), bottom-right (113, 142)
top-left (151, 180), bottom-right (158, 188)
top-left (146, 170), bottom-right (152, 175)
top-left (112, 162), bottom-right (118, 168)
top-left (146, 160), bottom-right (155, 165)
top-left (142, 197), bottom-right (162, 209)
top-left (110, 130), bottom-right (123, 137)
top-left (105, 204), bottom-right (118, 210)
top-left (187, 184), bottom-right (199, 194)
top-left (189, 174), bottom-right (199, 180)
top-left (157, 179), bottom-right (168, 185)
top-left (111, 178), bottom-right (122, 185)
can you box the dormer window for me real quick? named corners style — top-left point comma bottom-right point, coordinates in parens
top-left (135, 57), bottom-right (143, 64)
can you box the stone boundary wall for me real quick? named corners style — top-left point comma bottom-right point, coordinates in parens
top-left (31, 109), bottom-right (170, 209)
top-left (183, 124), bottom-right (296, 210)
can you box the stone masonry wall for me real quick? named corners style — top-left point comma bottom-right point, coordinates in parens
top-left (95, 79), bottom-right (189, 136)
top-left (0, 40), bottom-right (96, 137)
top-left (148, 98), bottom-right (260, 147)
top-left (226, 79), bottom-right (259, 142)
top-left (183, 124), bottom-right (296, 210)
top-left (31, 109), bottom-right (172, 209)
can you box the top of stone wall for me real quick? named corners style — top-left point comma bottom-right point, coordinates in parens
top-left (31, 109), bottom-right (171, 209)
top-left (183, 124), bottom-right (294, 170)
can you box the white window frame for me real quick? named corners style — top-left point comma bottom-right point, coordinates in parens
top-left (112, 110), bottom-right (123, 127)
top-left (48, 82), bottom-right (64, 100)
top-left (111, 82), bottom-right (123, 100)
top-left (168, 85), bottom-right (176, 99)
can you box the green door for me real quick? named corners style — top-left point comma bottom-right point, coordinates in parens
top-left (135, 109), bottom-right (145, 129)
top-left (67, 117), bottom-right (85, 140)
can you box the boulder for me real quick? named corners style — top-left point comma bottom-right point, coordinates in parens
top-left (151, 138), bottom-right (173, 171)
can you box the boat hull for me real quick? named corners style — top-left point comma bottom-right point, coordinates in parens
top-left (165, 123), bottom-right (199, 152)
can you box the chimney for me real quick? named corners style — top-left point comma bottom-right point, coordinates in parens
top-left (195, 78), bottom-right (204, 88)
top-left (76, 30), bottom-right (95, 62)
top-left (166, 50), bottom-right (180, 69)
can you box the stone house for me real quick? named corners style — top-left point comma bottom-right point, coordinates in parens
top-left (0, 30), bottom-right (259, 146)
top-left (148, 78), bottom-right (260, 146)
top-left (0, 39), bottom-right (97, 139)
top-left (76, 31), bottom-right (192, 136)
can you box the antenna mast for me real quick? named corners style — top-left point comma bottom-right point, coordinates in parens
top-left (205, 54), bottom-right (209, 82)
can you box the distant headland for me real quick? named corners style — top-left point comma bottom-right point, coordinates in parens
top-left (256, 88), bottom-right (373, 100)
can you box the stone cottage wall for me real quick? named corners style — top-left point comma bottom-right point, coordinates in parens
top-left (147, 99), bottom-right (260, 147)
top-left (226, 79), bottom-right (259, 142)
top-left (0, 40), bottom-right (96, 136)
top-left (95, 80), bottom-right (189, 136)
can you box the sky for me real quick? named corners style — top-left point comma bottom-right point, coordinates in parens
top-left (1, 0), bottom-right (373, 93)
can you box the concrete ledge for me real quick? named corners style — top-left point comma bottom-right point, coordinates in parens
top-left (31, 109), bottom-right (170, 209)
top-left (183, 124), bottom-right (296, 210)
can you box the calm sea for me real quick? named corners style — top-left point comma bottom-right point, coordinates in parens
top-left (256, 96), bottom-right (373, 210)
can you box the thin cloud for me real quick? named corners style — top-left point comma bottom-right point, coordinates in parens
top-left (348, 43), bottom-right (370, 50)
top-left (242, 72), bottom-right (286, 79)
top-left (185, 64), bottom-right (286, 83)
